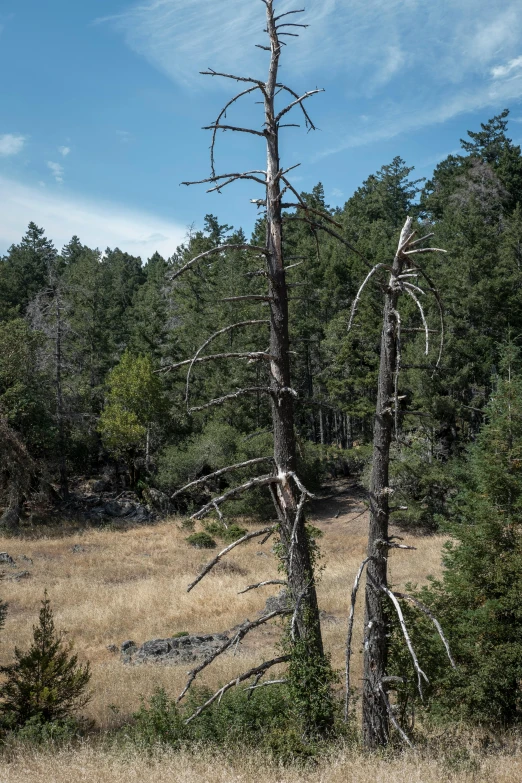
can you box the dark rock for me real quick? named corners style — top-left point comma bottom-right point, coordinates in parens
top-left (10, 570), bottom-right (31, 581)
top-left (124, 632), bottom-right (230, 665)
top-left (262, 588), bottom-right (291, 616)
top-left (0, 552), bottom-right (16, 567)
top-left (121, 640), bottom-right (137, 654)
top-left (92, 479), bottom-right (109, 493)
top-left (143, 488), bottom-right (171, 515)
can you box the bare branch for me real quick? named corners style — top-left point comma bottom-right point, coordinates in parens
top-left (245, 678), bottom-right (288, 690)
top-left (170, 244), bottom-right (267, 282)
top-left (201, 68), bottom-right (266, 89)
top-left (171, 457), bottom-right (274, 500)
top-left (208, 85), bottom-right (260, 177)
top-left (189, 386), bottom-right (272, 413)
top-left (367, 574), bottom-right (429, 698)
top-left (378, 683), bottom-right (415, 749)
top-left (276, 89), bottom-right (324, 124)
top-left (191, 476), bottom-right (282, 522)
top-left (274, 9), bottom-right (305, 22)
top-left (182, 319), bottom-right (269, 405)
top-left (394, 592), bottom-right (456, 668)
top-left (177, 609), bottom-right (291, 702)
top-left (182, 171), bottom-right (266, 187)
top-left (407, 232), bottom-right (434, 247)
top-left (408, 262), bottom-right (445, 369)
top-left (347, 264), bottom-right (388, 332)
top-left (238, 579), bottom-right (287, 594)
top-left (163, 351), bottom-right (274, 373)
top-left (345, 556), bottom-right (373, 721)
top-left (403, 247), bottom-right (447, 256)
top-left (203, 123), bottom-right (265, 137)
top-left (187, 523), bottom-right (278, 592)
top-left (403, 287), bottom-right (430, 356)
top-left (184, 656), bottom-right (290, 724)
top-left (275, 83), bottom-right (316, 129)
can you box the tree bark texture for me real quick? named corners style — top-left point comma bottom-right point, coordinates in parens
top-left (263, 2), bottom-right (326, 671)
top-left (362, 217), bottom-right (412, 749)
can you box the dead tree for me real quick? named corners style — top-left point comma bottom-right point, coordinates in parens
top-left (28, 277), bottom-right (70, 501)
top-left (344, 218), bottom-right (454, 748)
top-left (0, 417), bottom-right (38, 529)
top-left (164, 0), bottom-right (338, 734)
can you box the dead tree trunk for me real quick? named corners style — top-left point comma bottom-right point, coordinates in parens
top-left (54, 292), bottom-right (69, 500)
top-left (263, 5), bottom-right (328, 709)
top-left (165, 0), bottom-right (336, 735)
top-left (362, 218), bottom-right (412, 747)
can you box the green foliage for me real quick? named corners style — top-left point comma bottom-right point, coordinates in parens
top-left (0, 593), bottom-right (91, 730)
top-left (126, 683), bottom-right (332, 761)
top-left (186, 532), bottom-right (216, 549)
top-left (204, 521), bottom-right (247, 543)
top-left (286, 635), bottom-right (337, 738)
top-left (389, 366), bottom-right (522, 725)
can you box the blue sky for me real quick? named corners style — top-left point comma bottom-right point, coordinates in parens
top-left (2, 0), bottom-right (522, 259)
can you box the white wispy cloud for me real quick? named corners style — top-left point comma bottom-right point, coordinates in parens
top-left (47, 161), bottom-right (64, 184)
top-left (100, 0), bottom-right (522, 152)
top-left (0, 175), bottom-right (187, 258)
top-left (0, 133), bottom-right (26, 156)
top-left (492, 55), bottom-right (522, 80)
top-left (58, 145), bottom-right (71, 157)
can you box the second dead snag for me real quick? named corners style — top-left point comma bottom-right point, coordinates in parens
top-left (345, 217), bottom-right (453, 748)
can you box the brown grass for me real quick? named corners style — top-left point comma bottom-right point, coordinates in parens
top-left (0, 496), bottom-right (446, 729)
top-left (2, 741), bottom-right (522, 783)
top-left (4, 488), bottom-right (507, 781)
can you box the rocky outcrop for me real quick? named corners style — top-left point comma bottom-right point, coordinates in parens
top-left (121, 632), bottom-right (230, 665)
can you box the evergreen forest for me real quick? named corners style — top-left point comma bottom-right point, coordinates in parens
top-left (2, 104), bottom-right (522, 762)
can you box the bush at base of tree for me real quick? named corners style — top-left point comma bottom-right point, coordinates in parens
top-left (0, 592), bottom-right (91, 731)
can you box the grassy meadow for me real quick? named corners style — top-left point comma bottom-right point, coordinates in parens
top-left (1, 486), bottom-right (520, 780)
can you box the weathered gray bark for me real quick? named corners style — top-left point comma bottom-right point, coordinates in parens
top-left (362, 217), bottom-right (412, 749)
top-left (262, 1), bottom-right (330, 726)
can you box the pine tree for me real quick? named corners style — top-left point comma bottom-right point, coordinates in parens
top-left (410, 354), bottom-right (522, 723)
top-left (0, 593), bottom-right (90, 727)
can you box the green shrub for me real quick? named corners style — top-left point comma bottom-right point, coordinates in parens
top-left (205, 521), bottom-right (247, 543)
top-left (0, 593), bottom-right (91, 730)
top-left (128, 688), bottom-right (187, 748)
top-left (389, 371), bottom-right (522, 725)
top-left (171, 631), bottom-right (189, 639)
top-left (186, 532), bottom-right (216, 549)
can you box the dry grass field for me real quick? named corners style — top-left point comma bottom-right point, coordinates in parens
top-left (1, 482), bottom-right (520, 781)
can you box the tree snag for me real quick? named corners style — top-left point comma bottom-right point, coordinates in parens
top-left (346, 217), bottom-right (450, 748)
top-left (167, 0), bottom-right (336, 734)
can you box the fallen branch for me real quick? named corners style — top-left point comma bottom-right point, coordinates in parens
top-left (187, 523), bottom-right (278, 592)
top-left (184, 656), bottom-right (290, 724)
